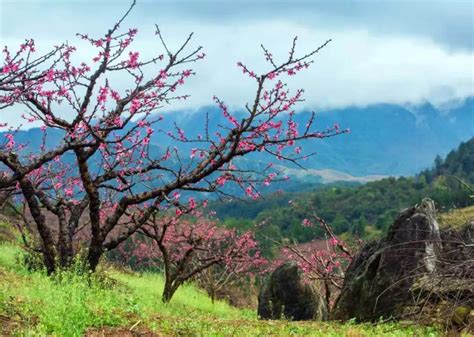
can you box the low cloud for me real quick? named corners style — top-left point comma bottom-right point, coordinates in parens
top-left (1, 1), bottom-right (473, 127)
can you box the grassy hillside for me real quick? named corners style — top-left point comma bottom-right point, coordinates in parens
top-left (438, 205), bottom-right (474, 229)
top-left (0, 242), bottom-right (441, 336)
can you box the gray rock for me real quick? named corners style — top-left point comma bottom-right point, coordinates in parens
top-left (258, 262), bottom-right (328, 321)
top-left (332, 198), bottom-right (442, 321)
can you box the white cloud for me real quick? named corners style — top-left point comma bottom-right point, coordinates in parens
top-left (1, 2), bottom-right (473, 128)
top-left (131, 20), bottom-right (474, 111)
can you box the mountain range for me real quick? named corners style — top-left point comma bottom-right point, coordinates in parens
top-left (4, 97), bottom-right (473, 184)
top-left (149, 97), bottom-right (473, 178)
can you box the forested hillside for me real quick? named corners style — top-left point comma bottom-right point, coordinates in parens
top-left (214, 138), bottom-right (474, 249)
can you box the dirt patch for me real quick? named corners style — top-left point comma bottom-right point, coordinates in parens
top-left (85, 325), bottom-right (161, 337)
top-left (0, 314), bottom-right (21, 336)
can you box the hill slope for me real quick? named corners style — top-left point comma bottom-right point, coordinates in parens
top-left (0, 242), bottom-right (439, 336)
top-left (214, 138), bottom-right (474, 245)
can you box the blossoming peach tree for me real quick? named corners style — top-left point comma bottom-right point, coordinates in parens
top-left (0, 1), bottom-right (346, 275)
top-left (114, 208), bottom-right (267, 302)
top-left (279, 204), bottom-right (354, 309)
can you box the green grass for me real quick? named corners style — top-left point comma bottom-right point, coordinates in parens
top-left (0, 243), bottom-right (442, 336)
top-left (438, 205), bottom-right (474, 229)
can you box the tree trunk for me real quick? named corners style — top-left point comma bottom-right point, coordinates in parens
top-left (86, 236), bottom-right (104, 272)
top-left (58, 238), bottom-right (74, 269)
top-left (324, 280), bottom-right (331, 311)
top-left (76, 148), bottom-right (103, 272)
top-left (162, 282), bottom-right (179, 303)
top-left (57, 211), bottom-right (74, 269)
top-left (210, 287), bottom-right (215, 304)
top-left (19, 178), bottom-right (57, 275)
top-left (162, 273), bottom-right (181, 303)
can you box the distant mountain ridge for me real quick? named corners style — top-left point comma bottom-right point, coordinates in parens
top-left (149, 96), bottom-right (473, 177)
top-left (3, 97), bottom-right (473, 182)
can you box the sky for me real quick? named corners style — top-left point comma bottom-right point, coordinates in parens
top-left (1, 0), bottom-right (473, 125)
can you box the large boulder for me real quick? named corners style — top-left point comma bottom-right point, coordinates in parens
top-left (258, 262), bottom-right (328, 321)
top-left (332, 198), bottom-right (442, 321)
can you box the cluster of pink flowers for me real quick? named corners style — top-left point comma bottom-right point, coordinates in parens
top-left (98, 86), bottom-right (109, 105)
top-left (302, 218), bottom-right (312, 227)
top-left (127, 51), bottom-right (140, 68)
top-left (2, 62), bottom-right (19, 74)
top-left (4, 134), bottom-right (15, 150)
top-left (116, 215), bottom-right (267, 281)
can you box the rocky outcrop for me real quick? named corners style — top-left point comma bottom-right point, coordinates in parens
top-left (258, 262), bottom-right (328, 321)
top-left (332, 198), bottom-right (443, 321)
top-left (412, 220), bottom-right (474, 309)
top-left (438, 220), bottom-right (473, 279)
